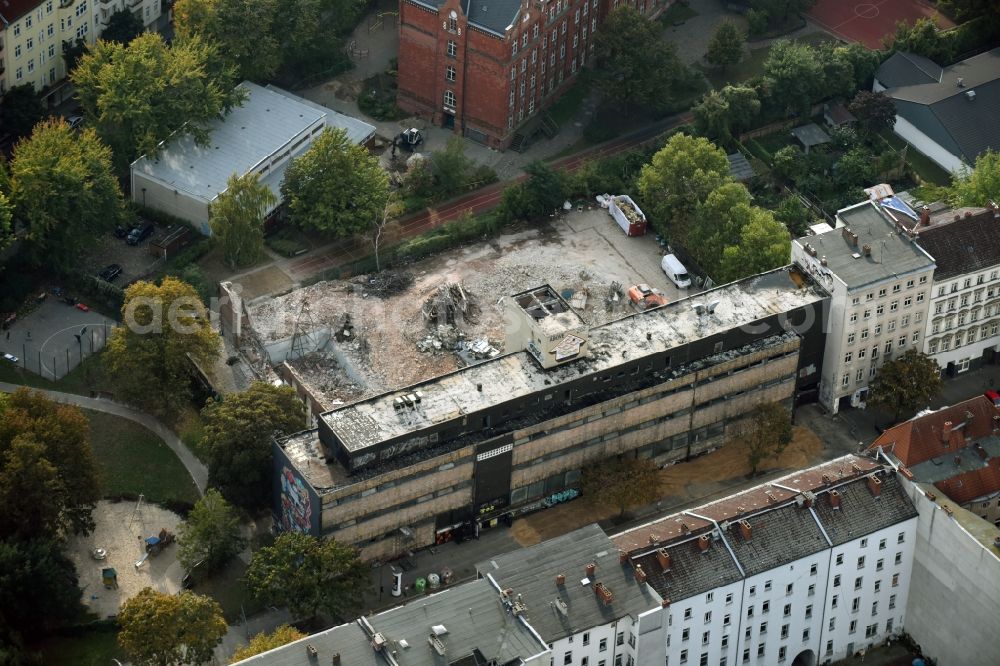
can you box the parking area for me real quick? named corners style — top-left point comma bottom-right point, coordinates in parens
top-left (81, 225), bottom-right (166, 287)
top-left (2, 297), bottom-right (116, 380)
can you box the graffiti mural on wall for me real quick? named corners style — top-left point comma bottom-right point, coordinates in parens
top-left (280, 466), bottom-right (313, 533)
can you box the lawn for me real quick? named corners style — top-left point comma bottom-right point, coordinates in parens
top-left (698, 32), bottom-right (837, 90)
top-left (190, 556), bottom-right (264, 622)
top-left (176, 404), bottom-right (211, 464)
top-left (0, 352), bottom-right (111, 397)
top-left (85, 409), bottom-right (201, 506)
top-left (658, 1), bottom-right (698, 27)
top-left (41, 627), bottom-right (123, 666)
top-left (878, 129), bottom-right (951, 186)
top-left (546, 74), bottom-right (592, 127)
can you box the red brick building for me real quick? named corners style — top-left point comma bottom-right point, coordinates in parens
top-left (397, 0), bottom-right (666, 150)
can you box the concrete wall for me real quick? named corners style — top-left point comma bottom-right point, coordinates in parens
top-left (892, 116), bottom-right (966, 174)
top-left (901, 478), bottom-right (1000, 666)
top-left (132, 171), bottom-right (211, 235)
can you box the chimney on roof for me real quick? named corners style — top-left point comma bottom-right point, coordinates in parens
top-left (307, 645), bottom-right (318, 657)
top-left (965, 211), bottom-right (973, 218)
top-left (830, 490), bottom-right (842, 510)
top-left (661, 598), bottom-right (671, 608)
top-left (738, 520), bottom-right (752, 541)
top-left (820, 255), bottom-right (828, 267)
top-left (556, 574), bottom-right (566, 586)
top-left (634, 564), bottom-right (647, 584)
top-left (957, 77), bottom-right (965, 87)
top-left (867, 475), bottom-right (882, 498)
top-left (822, 473), bottom-right (832, 485)
top-left (619, 550), bottom-right (629, 564)
top-left (920, 205), bottom-right (931, 226)
top-left (990, 200), bottom-right (999, 218)
top-left (656, 548), bottom-right (672, 571)
top-left (954, 213), bottom-right (961, 222)
top-left (942, 421), bottom-right (953, 446)
top-left (594, 582), bottom-right (614, 606)
top-left (585, 563), bottom-right (596, 578)
top-left (698, 534), bottom-right (711, 553)
top-left (863, 244), bottom-right (872, 257)
top-left (477, 383), bottom-right (483, 392)
top-left (648, 534), bottom-right (660, 546)
top-left (900, 466), bottom-right (915, 480)
top-left (680, 522), bottom-right (690, 535)
top-left (332, 654), bottom-right (341, 665)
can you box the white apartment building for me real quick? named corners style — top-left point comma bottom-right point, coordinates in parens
top-left (615, 455), bottom-right (918, 666)
top-left (913, 204), bottom-right (1000, 376)
top-left (792, 199), bottom-right (936, 414)
top-left (93, 0), bottom-right (162, 36)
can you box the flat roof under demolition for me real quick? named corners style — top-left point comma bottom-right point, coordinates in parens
top-left (314, 267), bottom-right (824, 453)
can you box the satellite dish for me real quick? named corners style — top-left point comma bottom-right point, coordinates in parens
top-left (707, 300), bottom-right (721, 314)
top-left (692, 303), bottom-right (705, 315)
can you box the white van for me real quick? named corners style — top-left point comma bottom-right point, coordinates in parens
top-left (661, 254), bottom-right (691, 289)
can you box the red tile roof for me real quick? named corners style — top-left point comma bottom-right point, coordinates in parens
top-left (934, 458), bottom-right (1000, 504)
top-left (869, 395), bottom-right (1000, 467)
top-left (0, 0), bottom-right (43, 25)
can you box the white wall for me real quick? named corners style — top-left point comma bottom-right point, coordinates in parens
top-left (900, 478), bottom-right (1000, 666)
top-left (924, 269), bottom-right (1000, 374)
top-left (550, 618), bottom-right (632, 666)
top-left (892, 115), bottom-right (967, 174)
top-left (664, 579), bottom-right (745, 666)
top-left (131, 171), bottom-right (211, 235)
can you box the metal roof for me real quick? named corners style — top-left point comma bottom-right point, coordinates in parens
top-left (411, 0), bottom-right (523, 36)
top-left (875, 51), bottom-right (943, 89)
top-left (790, 123), bottom-right (831, 148)
top-left (727, 152), bottom-right (757, 182)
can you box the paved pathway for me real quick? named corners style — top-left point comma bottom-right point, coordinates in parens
top-left (0, 382), bottom-right (208, 494)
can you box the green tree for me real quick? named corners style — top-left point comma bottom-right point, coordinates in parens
top-left (282, 127), bottom-right (390, 237)
top-left (0, 84), bottom-right (45, 140)
top-left (201, 382), bottom-right (306, 509)
top-left (693, 86), bottom-right (761, 142)
top-left (762, 40), bottom-right (824, 117)
top-left (705, 19), bottom-right (744, 70)
top-left (774, 195), bottom-right (812, 236)
top-left (174, 0), bottom-right (281, 81)
top-left (71, 33), bottom-right (243, 172)
top-left (884, 18), bottom-right (955, 63)
top-left (230, 625), bottom-right (306, 663)
top-left (949, 150), bottom-right (1000, 206)
top-left (118, 588), bottom-right (227, 666)
top-left (521, 161), bottom-right (568, 217)
top-left (730, 401), bottom-right (793, 476)
top-left (0, 538), bottom-right (84, 637)
top-left (771, 144), bottom-right (806, 182)
top-left (246, 532), bottom-right (369, 621)
top-left (0, 192), bottom-right (12, 254)
top-left (0, 388), bottom-right (101, 537)
top-left (869, 349), bottom-right (944, 421)
top-left (178, 489), bottom-right (246, 574)
top-left (210, 172), bottom-right (276, 269)
top-left (690, 182), bottom-right (754, 271)
top-left (849, 91), bottom-right (897, 136)
top-left (717, 209), bottom-right (791, 282)
top-left (62, 37), bottom-right (87, 73)
top-left (594, 7), bottom-right (688, 115)
top-left (100, 8), bottom-right (145, 44)
top-left (104, 277), bottom-right (221, 414)
top-left (9, 119), bottom-right (122, 270)
top-left (834, 147), bottom-right (876, 190)
top-left (638, 133), bottom-right (730, 238)
top-left (422, 136), bottom-right (498, 201)
top-left (581, 456), bottom-right (661, 519)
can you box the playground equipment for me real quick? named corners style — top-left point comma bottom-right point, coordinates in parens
top-left (134, 528), bottom-right (175, 569)
top-left (102, 567), bottom-right (118, 589)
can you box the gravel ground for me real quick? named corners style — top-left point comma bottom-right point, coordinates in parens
top-left (68, 499), bottom-right (184, 619)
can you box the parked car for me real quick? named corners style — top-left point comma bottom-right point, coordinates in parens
top-left (3, 353), bottom-right (18, 364)
top-left (98, 264), bottom-right (123, 282)
top-left (127, 222), bottom-right (155, 246)
top-left (75, 303), bottom-right (90, 312)
top-left (114, 225), bottom-right (131, 239)
top-left (67, 115), bottom-right (84, 130)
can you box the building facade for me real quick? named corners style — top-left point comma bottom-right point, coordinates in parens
top-left (914, 204), bottom-right (1000, 376)
top-left (396, 0), bottom-right (665, 150)
top-left (0, 0), bottom-right (161, 103)
top-left (792, 199), bottom-right (936, 414)
top-left (274, 270), bottom-right (827, 561)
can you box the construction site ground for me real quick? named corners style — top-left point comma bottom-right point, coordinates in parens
top-left (247, 207), bottom-right (698, 409)
top-left (510, 424), bottom-right (825, 547)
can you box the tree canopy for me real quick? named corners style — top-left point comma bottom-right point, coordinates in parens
top-left (8, 119), bottom-right (122, 270)
top-left (717, 209), bottom-right (791, 283)
top-left (869, 349), bottom-right (944, 421)
top-left (100, 7), bottom-right (145, 44)
top-left (104, 277), bottom-right (221, 414)
top-left (638, 132), bottom-right (730, 238)
top-left (730, 401), bottom-right (793, 476)
top-left (949, 150), bottom-right (1000, 207)
top-left (201, 382), bottom-right (306, 509)
top-left (581, 456), bottom-right (661, 518)
top-left (230, 625), bottom-right (306, 663)
top-left (282, 127), bottom-right (390, 237)
top-left (178, 489), bottom-right (246, 574)
top-left (246, 531), bottom-right (369, 621)
top-left (849, 90), bottom-right (896, 136)
top-left (0, 84), bottom-right (45, 140)
top-left (692, 86), bottom-right (761, 143)
top-left (210, 172), bottom-right (276, 269)
top-left (706, 20), bottom-right (744, 70)
top-left (0, 538), bottom-right (85, 637)
top-left (0, 388), bottom-right (101, 538)
top-left (594, 7), bottom-right (690, 115)
top-left (71, 33), bottom-right (244, 173)
top-left (118, 588), bottom-right (227, 666)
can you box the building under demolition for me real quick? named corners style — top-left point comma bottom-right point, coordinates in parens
top-left (273, 268), bottom-right (829, 560)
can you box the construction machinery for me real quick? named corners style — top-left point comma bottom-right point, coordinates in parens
top-left (393, 128), bottom-right (424, 152)
top-left (628, 284), bottom-right (668, 312)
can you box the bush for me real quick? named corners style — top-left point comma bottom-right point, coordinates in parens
top-left (166, 264), bottom-right (214, 305)
top-left (166, 239), bottom-right (212, 271)
top-left (746, 8), bottom-right (768, 35)
top-left (131, 204), bottom-right (198, 233)
top-left (357, 89), bottom-right (406, 121)
top-left (72, 272), bottom-right (125, 312)
top-left (267, 238), bottom-right (308, 257)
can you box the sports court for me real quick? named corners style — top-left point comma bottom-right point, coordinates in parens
top-left (809, 0), bottom-right (955, 49)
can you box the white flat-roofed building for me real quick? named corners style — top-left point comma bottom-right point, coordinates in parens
top-left (130, 81), bottom-right (375, 235)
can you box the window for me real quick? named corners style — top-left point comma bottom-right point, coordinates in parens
top-left (599, 639), bottom-right (607, 652)
top-left (842, 373), bottom-right (850, 387)
top-left (724, 614), bottom-right (731, 626)
top-left (887, 618), bottom-right (894, 634)
top-left (829, 618), bottom-right (836, 631)
top-left (785, 583), bottom-right (793, 596)
top-left (702, 631), bottom-right (709, 645)
top-left (448, 11), bottom-right (458, 31)
top-left (14, 45), bottom-right (21, 58)
top-left (874, 580), bottom-right (881, 593)
top-left (885, 340), bottom-right (893, 354)
top-left (888, 320), bottom-right (896, 332)
top-left (865, 623), bottom-right (878, 638)
top-left (802, 628), bottom-right (810, 642)
top-left (857, 369), bottom-right (864, 382)
top-left (783, 604), bottom-right (791, 617)
top-left (564, 652), bottom-right (572, 665)
top-left (680, 649), bottom-right (688, 664)
top-left (855, 576), bottom-right (863, 590)
top-left (850, 620), bottom-right (858, 634)
top-left (848, 332), bottom-right (856, 344)
top-left (446, 65), bottom-right (456, 81)
top-left (780, 624), bottom-right (789, 639)
top-left (898, 335), bottom-right (906, 348)
top-left (704, 612), bottom-right (712, 624)
top-left (757, 643), bottom-right (765, 657)
top-left (684, 609), bottom-right (692, 621)
top-left (889, 594), bottom-right (896, 610)
top-left (443, 90), bottom-right (456, 108)
top-left (892, 573), bottom-right (900, 587)
top-left (726, 593), bottom-right (733, 605)
top-left (836, 554), bottom-right (844, 565)
top-left (861, 329), bottom-right (869, 340)
top-left (808, 584), bottom-right (815, 597)
top-left (746, 605), bottom-right (754, 619)
top-left (890, 300), bottom-right (898, 312)
top-left (761, 601), bottom-right (770, 614)
top-left (749, 585), bottom-right (756, 596)
top-left (760, 622), bottom-right (767, 635)
top-left (844, 352), bottom-right (853, 363)
top-left (859, 348), bottom-right (867, 359)
top-left (904, 296), bottom-right (912, 307)
top-left (810, 563), bottom-right (818, 576)
top-left (852, 296), bottom-right (860, 305)
top-left (906, 279), bottom-right (915, 289)
top-left (447, 40), bottom-right (457, 57)
top-left (864, 309), bottom-right (872, 319)
top-left (583, 632), bottom-right (590, 646)
top-left (778, 647), bottom-right (787, 662)
top-left (831, 594), bottom-right (839, 609)
top-left (897, 531), bottom-right (905, 544)
top-left (850, 313), bottom-right (858, 323)
top-left (867, 293), bottom-right (874, 301)
top-left (699, 655), bottom-right (708, 666)
top-left (894, 551), bottom-right (903, 565)
top-left (826, 641), bottom-right (833, 656)
top-left (852, 597), bottom-right (860, 612)
top-left (617, 632), bottom-right (624, 646)
top-left (805, 604), bottom-right (812, 619)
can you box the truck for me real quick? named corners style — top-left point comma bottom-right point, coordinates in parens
top-left (661, 254), bottom-right (691, 289)
top-left (608, 195), bottom-right (647, 237)
top-left (628, 284), bottom-right (668, 311)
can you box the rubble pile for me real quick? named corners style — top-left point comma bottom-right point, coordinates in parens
top-left (416, 324), bottom-right (462, 353)
top-left (422, 282), bottom-right (479, 326)
top-left (365, 271), bottom-right (414, 299)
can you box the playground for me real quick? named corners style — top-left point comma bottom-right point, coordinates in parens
top-left (808, 0), bottom-right (954, 49)
top-left (67, 499), bottom-right (184, 619)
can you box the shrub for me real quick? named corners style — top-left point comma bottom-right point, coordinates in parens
top-left (746, 8), bottom-right (768, 35)
top-left (166, 239), bottom-right (212, 271)
top-left (267, 238), bottom-right (308, 257)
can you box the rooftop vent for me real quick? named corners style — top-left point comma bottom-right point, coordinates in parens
top-left (957, 77), bottom-right (965, 87)
top-left (862, 244), bottom-right (872, 257)
top-left (554, 598), bottom-right (569, 616)
top-left (428, 634), bottom-right (447, 656)
top-left (680, 522), bottom-right (690, 534)
top-left (372, 633), bottom-right (387, 652)
top-left (619, 550), bottom-right (629, 564)
top-left (431, 625), bottom-right (448, 637)
top-left (966, 89), bottom-right (976, 101)
top-left (648, 533), bottom-right (660, 546)
top-left (307, 644), bottom-right (318, 657)
top-left (920, 205), bottom-right (931, 226)
top-left (942, 421), bottom-right (953, 445)
top-left (332, 654), bottom-right (341, 665)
